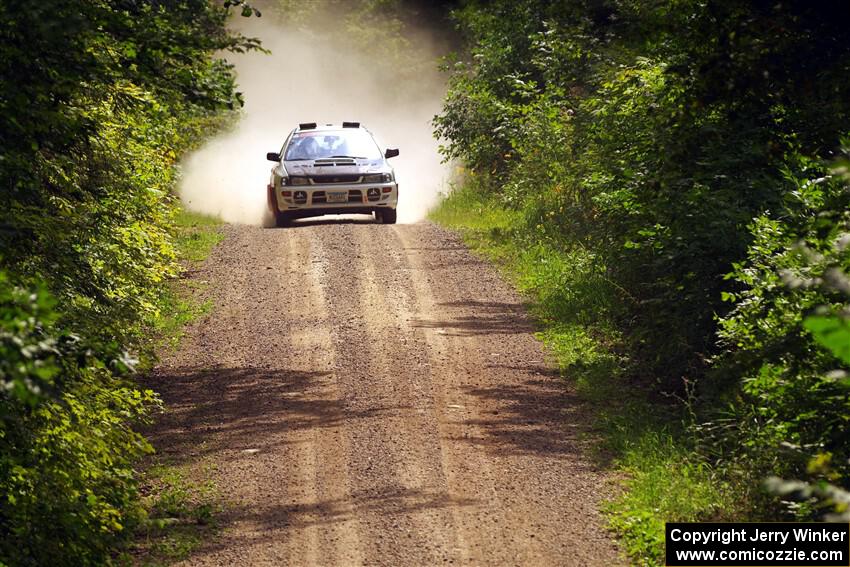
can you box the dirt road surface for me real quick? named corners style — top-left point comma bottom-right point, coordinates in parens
top-left (147, 219), bottom-right (622, 566)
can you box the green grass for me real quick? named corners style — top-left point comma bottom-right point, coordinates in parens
top-left (127, 207), bottom-right (225, 565)
top-left (124, 458), bottom-right (222, 566)
top-left (429, 182), bottom-right (734, 565)
top-left (142, 209), bottom-right (222, 357)
top-left (605, 433), bottom-right (732, 565)
top-left (149, 280), bottom-right (213, 353)
top-left (172, 209), bottom-right (224, 262)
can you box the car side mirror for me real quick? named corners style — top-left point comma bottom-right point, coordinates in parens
top-left (384, 148), bottom-right (399, 159)
top-left (266, 151), bottom-right (280, 162)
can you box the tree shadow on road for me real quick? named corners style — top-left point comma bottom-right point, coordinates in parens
top-left (410, 300), bottom-right (535, 336)
top-left (180, 485), bottom-right (479, 562)
top-left (142, 365), bottom-right (411, 469)
top-left (447, 362), bottom-right (609, 470)
top-left (409, 300), bottom-right (604, 465)
top-left (228, 486), bottom-right (477, 531)
top-left (140, 364), bottom-right (481, 559)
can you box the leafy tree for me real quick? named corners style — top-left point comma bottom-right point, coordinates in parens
top-left (0, 1), bottom-right (262, 563)
top-left (434, 0), bottom-right (850, 529)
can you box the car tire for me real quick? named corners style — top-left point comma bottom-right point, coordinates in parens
top-left (379, 208), bottom-right (397, 224)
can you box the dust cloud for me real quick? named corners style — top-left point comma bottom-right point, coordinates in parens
top-left (178, 13), bottom-right (450, 225)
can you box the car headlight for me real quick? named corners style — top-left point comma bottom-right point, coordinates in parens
top-left (289, 176), bottom-right (309, 186)
top-left (363, 173), bottom-right (393, 183)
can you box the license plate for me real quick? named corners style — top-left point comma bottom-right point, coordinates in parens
top-left (327, 191), bottom-right (348, 203)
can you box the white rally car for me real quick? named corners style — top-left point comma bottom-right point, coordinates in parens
top-left (266, 122), bottom-right (399, 226)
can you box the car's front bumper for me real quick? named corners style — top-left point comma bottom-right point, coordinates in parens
top-left (270, 182), bottom-right (397, 215)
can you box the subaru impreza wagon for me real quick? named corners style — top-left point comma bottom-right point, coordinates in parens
top-left (266, 122), bottom-right (399, 226)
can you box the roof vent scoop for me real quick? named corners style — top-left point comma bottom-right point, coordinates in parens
top-left (299, 122), bottom-right (317, 130)
top-left (342, 121), bottom-right (360, 128)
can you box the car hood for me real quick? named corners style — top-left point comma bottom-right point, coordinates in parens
top-left (283, 158), bottom-right (389, 177)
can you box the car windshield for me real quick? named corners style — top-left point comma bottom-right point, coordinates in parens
top-left (284, 129), bottom-right (382, 161)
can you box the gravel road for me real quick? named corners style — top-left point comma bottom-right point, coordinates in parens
top-left (146, 218), bottom-right (622, 566)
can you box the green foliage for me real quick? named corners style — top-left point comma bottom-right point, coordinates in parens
top-left (1, 0), bottom-right (257, 345)
top-left (435, 0), bottom-right (850, 562)
top-left (714, 160), bottom-right (849, 486)
top-left (429, 174), bottom-right (519, 235)
top-left (714, 156), bottom-right (850, 521)
top-left (435, 0), bottom-right (850, 387)
top-left (0, 1), bottom-right (259, 564)
top-left (0, 273), bottom-right (66, 406)
top-left (805, 315), bottom-right (850, 367)
top-left (0, 274), bottom-right (159, 564)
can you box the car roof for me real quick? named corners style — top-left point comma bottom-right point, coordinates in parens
top-left (294, 122), bottom-right (368, 133)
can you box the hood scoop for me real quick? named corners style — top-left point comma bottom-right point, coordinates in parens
top-left (314, 158), bottom-right (357, 167)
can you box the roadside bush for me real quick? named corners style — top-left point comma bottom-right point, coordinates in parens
top-left (0, 0), bottom-right (261, 563)
top-left (433, 0), bottom-right (850, 555)
top-left (0, 273), bottom-right (159, 564)
top-left (713, 154), bottom-right (850, 517)
top-left (435, 0), bottom-right (850, 388)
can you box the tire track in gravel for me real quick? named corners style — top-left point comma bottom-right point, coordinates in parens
top-left (145, 219), bottom-right (622, 566)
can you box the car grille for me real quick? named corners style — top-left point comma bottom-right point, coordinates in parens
top-left (310, 174), bottom-right (362, 184)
